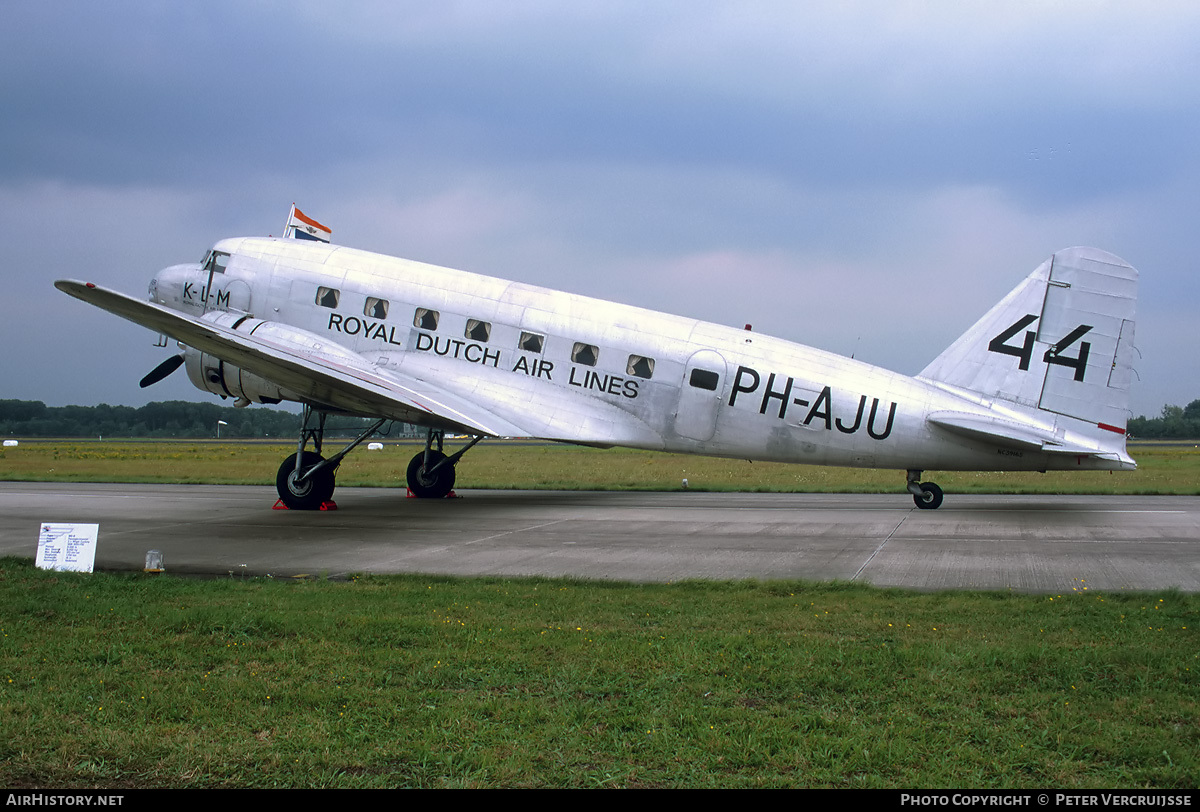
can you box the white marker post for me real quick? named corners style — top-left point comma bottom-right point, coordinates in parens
top-left (36, 523), bottom-right (99, 573)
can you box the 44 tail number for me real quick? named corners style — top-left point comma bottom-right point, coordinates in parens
top-left (987, 314), bottom-right (1092, 382)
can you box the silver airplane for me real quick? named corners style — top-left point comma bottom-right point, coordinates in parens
top-left (56, 224), bottom-right (1138, 510)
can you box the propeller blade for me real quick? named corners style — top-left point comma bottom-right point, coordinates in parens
top-left (139, 354), bottom-right (185, 388)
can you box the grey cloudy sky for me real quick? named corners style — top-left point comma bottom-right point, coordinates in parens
top-left (3, 1), bottom-right (1197, 418)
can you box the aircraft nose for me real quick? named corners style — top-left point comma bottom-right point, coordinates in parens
top-left (149, 263), bottom-right (201, 307)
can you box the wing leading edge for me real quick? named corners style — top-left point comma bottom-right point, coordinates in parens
top-left (55, 280), bottom-right (528, 438)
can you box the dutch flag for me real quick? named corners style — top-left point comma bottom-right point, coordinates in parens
top-left (284, 205), bottom-right (332, 243)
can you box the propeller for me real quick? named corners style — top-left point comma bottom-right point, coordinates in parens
top-left (139, 354), bottom-right (185, 388)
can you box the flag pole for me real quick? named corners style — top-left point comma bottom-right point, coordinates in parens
top-left (283, 203), bottom-right (297, 239)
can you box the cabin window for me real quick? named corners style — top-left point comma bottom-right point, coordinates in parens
top-left (689, 369), bottom-right (720, 391)
top-left (365, 297), bottom-right (388, 319)
top-left (627, 355), bottom-right (655, 379)
top-left (316, 287), bottom-right (340, 309)
top-left (519, 331), bottom-right (544, 353)
top-left (465, 319), bottom-right (491, 343)
top-left (202, 250), bottom-right (230, 274)
top-left (572, 342), bottom-right (599, 366)
top-left (414, 308), bottom-right (439, 331)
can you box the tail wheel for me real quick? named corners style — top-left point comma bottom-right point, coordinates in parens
top-left (276, 451), bottom-right (335, 510)
top-left (913, 481), bottom-right (944, 510)
top-left (407, 450), bottom-right (456, 498)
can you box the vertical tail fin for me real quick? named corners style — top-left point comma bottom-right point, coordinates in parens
top-left (918, 247), bottom-right (1137, 436)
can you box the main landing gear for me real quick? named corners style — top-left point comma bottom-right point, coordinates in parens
top-left (275, 406), bottom-right (385, 510)
top-left (906, 469), bottom-right (944, 510)
top-left (273, 411), bottom-right (484, 509)
top-left (406, 429), bottom-right (482, 499)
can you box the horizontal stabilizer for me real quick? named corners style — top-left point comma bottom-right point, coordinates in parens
top-left (927, 411), bottom-right (1050, 450)
top-left (928, 411), bottom-right (1132, 459)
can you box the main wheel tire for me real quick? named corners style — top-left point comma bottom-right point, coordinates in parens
top-left (276, 451), bottom-right (335, 510)
top-left (912, 481), bottom-right (944, 510)
top-left (407, 450), bottom-right (456, 498)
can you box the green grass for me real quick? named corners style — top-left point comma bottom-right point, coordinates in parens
top-left (0, 558), bottom-right (1195, 788)
top-left (2, 439), bottom-right (1199, 494)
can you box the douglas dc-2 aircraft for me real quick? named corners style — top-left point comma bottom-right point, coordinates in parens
top-left (56, 208), bottom-right (1138, 510)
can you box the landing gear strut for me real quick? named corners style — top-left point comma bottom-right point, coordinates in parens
top-left (274, 406), bottom-right (385, 510)
top-left (406, 429), bottom-right (482, 498)
top-left (906, 469), bottom-right (944, 510)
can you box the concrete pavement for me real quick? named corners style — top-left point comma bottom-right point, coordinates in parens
top-left (2, 483), bottom-right (1196, 592)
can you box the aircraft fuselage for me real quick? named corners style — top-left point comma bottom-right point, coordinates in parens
top-left (148, 237), bottom-right (1133, 476)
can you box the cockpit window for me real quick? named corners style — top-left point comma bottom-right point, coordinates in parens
top-left (202, 250), bottom-right (230, 274)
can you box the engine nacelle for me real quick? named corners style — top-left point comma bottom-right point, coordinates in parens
top-left (183, 311), bottom-right (361, 406)
top-left (185, 345), bottom-right (293, 406)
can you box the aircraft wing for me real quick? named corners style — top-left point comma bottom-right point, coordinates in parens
top-left (55, 280), bottom-right (528, 437)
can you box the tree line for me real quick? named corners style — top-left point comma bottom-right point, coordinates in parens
top-left (1127, 400), bottom-right (1200, 440)
top-left (0, 400), bottom-right (417, 439)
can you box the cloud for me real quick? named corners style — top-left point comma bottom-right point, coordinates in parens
top-left (2, 1), bottom-right (1197, 417)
